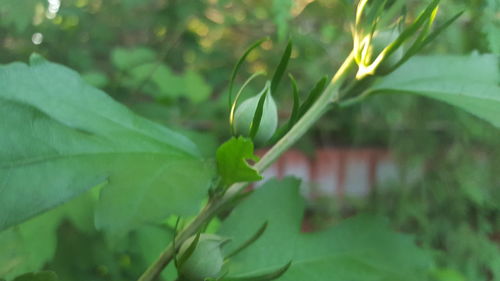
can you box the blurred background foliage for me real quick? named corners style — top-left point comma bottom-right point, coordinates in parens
top-left (0, 0), bottom-right (499, 281)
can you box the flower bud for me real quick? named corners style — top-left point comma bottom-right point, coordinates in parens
top-left (178, 234), bottom-right (225, 281)
top-left (234, 82), bottom-right (278, 144)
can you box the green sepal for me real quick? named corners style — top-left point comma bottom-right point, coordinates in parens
top-left (381, 0), bottom-right (441, 61)
top-left (297, 76), bottom-right (328, 118)
top-left (230, 72), bottom-right (266, 135)
top-left (218, 261), bottom-right (292, 281)
top-left (356, 0), bottom-right (447, 78)
top-left (228, 38), bottom-right (269, 109)
top-left (249, 83), bottom-right (271, 139)
top-left (270, 41), bottom-right (293, 94)
top-left (225, 221), bottom-right (268, 260)
top-left (177, 232), bottom-right (202, 268)
top-left (393, 10), bottom-right (463, 70)
top-left (173, 216), bottom-right (182, 268)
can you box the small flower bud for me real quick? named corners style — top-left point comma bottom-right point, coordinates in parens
top-left (234, 82), bottom-right (278, 144)
top-left (178, 234), bottom-right (226, 281)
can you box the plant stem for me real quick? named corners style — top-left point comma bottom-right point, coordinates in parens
top-left (137, 51), bottom-right (356, 281)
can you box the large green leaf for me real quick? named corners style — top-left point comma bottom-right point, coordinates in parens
top-left (369, 54), bottom-right (500, 128)
top-left (0, 55), bottom-right (212, 233)
top-left (218, 178), bottom-right (433, 281)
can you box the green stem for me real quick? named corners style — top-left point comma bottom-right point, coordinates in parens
top-left (137, 51), bottom-right (356, 281)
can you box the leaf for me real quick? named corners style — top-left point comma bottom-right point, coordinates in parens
top-left (272, 0), bottom-right (293, 41)
top-left (216, 137), bottom-right (262, 187)
top-left (225, 222), bottom-right (268, 259)
top-left (0, 190), bottom-right (95, 279)
top-left (0, 0), bottom-right (41, 32)
top-left (123, 62), bottom-right (211, 103)
top-left (482, 0), bottom-right (500, 54)
top-left (0, 55), bottom-right (212, 234)
top-left (111, 47), bottom-right (157, 71)
top-left (218, 178), bottom-right (433, 281)
top-left (369, 54), bottom-right (500, 128)
top-left (124, 63), bottom-right (183, 97)
top-left (0, 213), bottom-right (61, 280)
top-left (183, 70), bottom-right (212, 103)
top-left (13, 271), bottom-right (58, 281)
top-left (81, 71), bottom-right (109, 88)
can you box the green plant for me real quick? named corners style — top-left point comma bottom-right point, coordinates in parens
top-left (0, 1), bottom-right (499, 281)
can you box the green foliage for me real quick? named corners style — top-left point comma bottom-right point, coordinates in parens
top-left (0, 0), bottom-right (41, 32)
top-left (0, 55), bottom-right (212, 234)
top-left (81, 71), bottom-right (109, 88)
top-left (111, 47), bottom-right (157, 71)
top-left (0, 213), bottom-right (60, 279)
top-left (216, 137), bottom-right (262, 187)
top-left (0, 1), bottom-right (498, 281)
top-left (272, 0), bottom-right (293, 41)
top-left (0, 191), bottom-right (96, 279)
top-left (112, 48), bottom-right (212, 103)
top-left (371, 54), bottom-right (500, 128)
top-left (482, 0), bottom-right (500, 53)
top-left (218, 178), bottom-right (433, 281)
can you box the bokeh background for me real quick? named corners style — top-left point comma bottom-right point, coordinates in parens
top-left (1, 0), bottom-right (499, 280)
